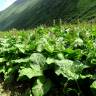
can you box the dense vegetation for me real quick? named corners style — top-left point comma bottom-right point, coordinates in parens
top-left (0, 24), bottom-right (96, 96)
top-left (0, 0), bottom-right (96, 30)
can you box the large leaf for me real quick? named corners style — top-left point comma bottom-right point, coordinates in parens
top-left (55, 59), bottom-right (87, 80)
top-left (30, 53), bottom-right (46, 68)
top-left (32, 77), bottom-right (52, 96)
top-left (90, 81), bottom-right (96, 96)
top-left (19, 64), bottom-right (42, 79)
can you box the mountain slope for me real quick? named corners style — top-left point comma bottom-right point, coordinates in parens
top-left (0, 0), bottom-right (96, 30)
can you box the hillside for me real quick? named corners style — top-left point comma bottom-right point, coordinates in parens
top-left (0, 0), bottom-right (96, 30)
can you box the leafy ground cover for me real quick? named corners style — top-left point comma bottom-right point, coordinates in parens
top-left (0, 24), bottom-right (96, 96)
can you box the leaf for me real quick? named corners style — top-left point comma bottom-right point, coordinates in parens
top-left (74, 38), bottom-right (83, 47)
top-left (32, 77), bottom-right (52, 96)
top-left (37, 44), bottom-right (44, 52)
top-left (91, 59), bottom-right (96, 65)
top-left (46, 58), bottom-right (55, 64)
top-left (15, 44), bottom-right (25, 53)
top-left (55, 37), bottom-right (65, 51)
top-left (57, 53), bottom-right (64, 60)
top-left (44, 43), bottom-right (54, 53)
top-left (64, 48), bottom-right (81, 60)
top-left (0, 58), bottom-right (6, 63)
top-left (30, 53), bottom-right (46, 68)
top-left (91, 81), bottom-right (96, 89)
top-left (90, 81), bottom-right (96, 96)
top-left (19, 64), bottom-right (42, 79)
top-left (55, 59), bottom-right (87, 80)
top-left (11, 58), bottom-right (30, 64)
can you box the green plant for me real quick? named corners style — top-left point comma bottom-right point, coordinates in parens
top-left (0, 25), bottom-right (95, 96)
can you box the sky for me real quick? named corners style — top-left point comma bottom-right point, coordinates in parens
top-left (0, 0), bottom-right (16, 11)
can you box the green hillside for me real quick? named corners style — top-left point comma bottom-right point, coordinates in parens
top-left (0, 0), bottom-right (96, 30)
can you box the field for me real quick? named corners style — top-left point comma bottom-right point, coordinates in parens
top-left (0, 23), bottom-right (96, 96)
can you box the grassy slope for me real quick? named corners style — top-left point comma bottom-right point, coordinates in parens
top-left (0, 0), bottom-right (96, 30)
top-left (78, 0), bottom-right (96, 19)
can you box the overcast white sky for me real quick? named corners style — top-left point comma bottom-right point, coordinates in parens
top-left (0, 0), bottom-right (16, 11)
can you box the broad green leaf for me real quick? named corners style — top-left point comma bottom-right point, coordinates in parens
top-left (46, 58), bottom-right (55, 64)
top-left (37, 44), bottom-right (44, 52)
top-left (64, 48), bottom-right (81, 60)
top-left (55, 59), bottom-right (86, 80)
top-left (38, 37), bottom-right (54, 53)
top-left (32, 77), bottom-right (52, 96)
top-left (30, 53), bottom-right (46, 68)
top-left (91, 81), bottom-right (96, 89)
top-left (19, 64), bottom-right (42, 79)
top-left (57, 53), bottom-right (64, 60)
top-left (90, 81), bottom-right (96, 96)
top-left (0, 58), bottom-right (6, 63)
top-left (15, 44), bottom-right (25, 53)
top-left (44, 43), bottom-right (54, 53)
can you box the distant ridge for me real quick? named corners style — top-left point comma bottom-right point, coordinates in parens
top-left (0, 0), bottom-right (96, 30)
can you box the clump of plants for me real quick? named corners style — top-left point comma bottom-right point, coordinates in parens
top-left (0, 25), bottom-right (96, 96)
